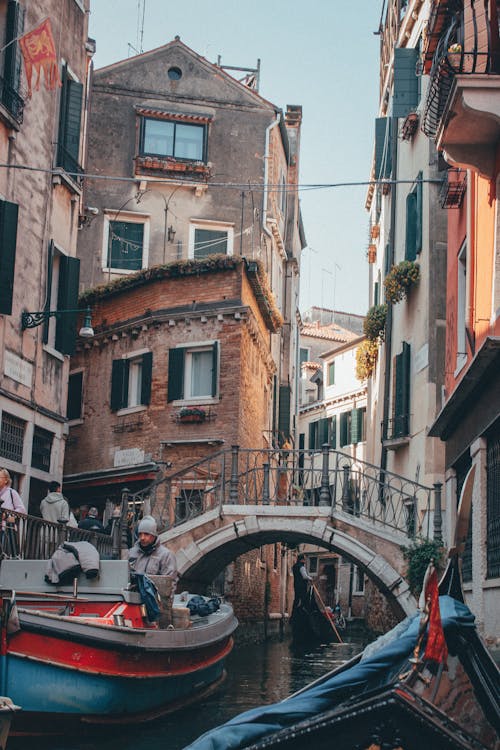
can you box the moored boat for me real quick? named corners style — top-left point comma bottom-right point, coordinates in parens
top-left (0, 558), bottom-right (238, 735)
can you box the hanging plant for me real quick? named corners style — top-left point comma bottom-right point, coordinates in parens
top-left (363, 304), bottom-right (387, 343)
top-left (401, 539), bottom-right (445, 597)
top-left (384, 260), bottom-right (420, 304)
top-left (355, 339), bottom-right (379, 382)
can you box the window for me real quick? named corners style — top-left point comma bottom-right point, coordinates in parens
top-left (175, 489), bottom-right (203, 524)
top-left (42, 242), bottom-right (81, 355)
top-left (456, 241), bottom-right (467, 372)
top-left (299, 348), bottom-right (309, 368)
top-left (309, 556), bottom-right (318, 574)
top-left (374, 117), bottom-right (392, 180)
top-left (328, 415), bottom-right (337, 448)
top-left (279, 173), bottom-right (286, 214)
top-left (67, 371), bottom-right (83, 421)
top-left (327, 362), bottom-right (335, 386)
top-left (405, 172), bottom-right (422, 260)
top-left (339, 411), bottom-right (351, 447)
top-left (354, 565), bottom-right (365, 593)
top-left (308, 421), bottom-right (318, 450)
top-left (141, 117), bottom-right (205, 161)
top-left (167, 342), bottom-right (219, 402)
top-left (351, 407), bottom-right (366, 444)
top-left (31, 426), bottom-right (53, 472)
top-left (0, 412), bottom-right (25, 462)
top-left (392, 342), bottom-right (411, 438)
top-left (0, 198), bottom-right (19, 315)
top-left (278, 384), bottom-right (291, 446)
top-left (57, 65), bottom-right (83, 177)
top-left (189, 221), bottom-right (234, 259)
top-left (111, 352), bottom-right (153, 412)
top-left (393, 47), bottom-right (420, 118)
top-left (103, 213), bottom-right (149, 273)
top-left (0, 0), bottom-right (25, 124)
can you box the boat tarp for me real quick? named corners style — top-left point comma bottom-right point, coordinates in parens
top-left (185, 596), bottom-right (475, 750)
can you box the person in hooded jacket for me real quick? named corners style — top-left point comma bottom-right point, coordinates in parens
top-left (128, 515), bottom-right (177, 579)
top-left (40, 481), bottom-right (70, 524)
top-left (78, 506), bottom-right (105, 532)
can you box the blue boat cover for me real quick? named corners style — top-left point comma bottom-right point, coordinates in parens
top-left (185, 596), bottom-right (475, 750)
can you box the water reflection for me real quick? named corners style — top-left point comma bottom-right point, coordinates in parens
top-left (12, 634), bottom-right (366, 750)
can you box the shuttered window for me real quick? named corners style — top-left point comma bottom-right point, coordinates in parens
top-left (57, 66), bottom-right (83, 175)
top-left (393, 342), bottom-right (411, 437)
top-left (393, 48), bottom-right (419, 118)
top-left (327, 362), bottom-right (335, 385)
top-left (110, 353), bottom-right (153, 411)
top-left (339, 411), bottom-right (350, 447)
top-left (55, 255), bottom-right (80, 355)
top-left (278, 384), bottom-right (291, 445)
top-left (167, 342), bottom-right (219, 401)
top-left (318, 417), bottom-right (329, 446)
top-left (351, 407), bottom-right (366, 445)
top-left (375, 118), bottom-right (392, 179)
top-left (329, 415), bottom-right (337, 448)
top-left (308, 421), bottom-right (318, 450)
top-left (67, 371), bottom-right (83, 421)
top-left (2, 0), bottom-right (25, 121)
top-left (0, 198), bottom-right (19, 315)
top-left (405, 172), bottom-right (423, 260)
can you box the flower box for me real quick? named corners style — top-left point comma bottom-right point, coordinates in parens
top-left (178, 407), bottom-right (207, 424)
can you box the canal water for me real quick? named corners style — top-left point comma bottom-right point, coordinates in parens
top-left (12, 633), bottom-right (367, 750)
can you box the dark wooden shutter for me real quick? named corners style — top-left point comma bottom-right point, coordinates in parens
top-left (374, 281), bottom-right (379, 306)
top-left (211, 342), bottom-right (219, 397)
top-left (42, 240), bottom-right (54, 344)
top-left (308, 421), bottom-right (317, 450)
top-left (111, 359), bottom-right (128, 411)
top-left (55, 255), bottom-right (80, 355)
top-left (4, 1), bottom-right (24, 95)
top-left (67, 371), bottom-right (83, 420)
top-left (329, 415), bottom-right (337, 448)
top-left (351, 408), bottom-right (362, 445)
top-left (415, 172), bottom-right (423, 254)
top-left (58, 66), bottom-right (83, 170)
top-left (339, 412), bottom-right (349, 447)
top-left (384, 243), bottom-right (392, 275)
top-left (278, 384), bottom-right (291, 445)
top-left (394, 342), bottom-right (411, 436)
top-left (405, 191), bottom-right (417, 261)
top-left (0, 199), bottom-right (18, 315)
top-left (167, 348), bottom-right (185, 402)
top-left (319, 417), bottom-right (329, 446)
top-left (393, 48), bottom-right (419, 118)
top-left (141, 352), bottom-right (153, 405)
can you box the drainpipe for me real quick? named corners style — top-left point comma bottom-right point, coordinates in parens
top-left (379, 116), bottom-right (398, 479)
top-left (262, 113), bottom-right (281, 241)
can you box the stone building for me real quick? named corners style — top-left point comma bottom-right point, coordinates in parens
top-left (0, 0), bottom-right (91, 512)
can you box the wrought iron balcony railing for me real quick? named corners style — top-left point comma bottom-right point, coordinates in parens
top-left (422, 9), bottom-right (500, 139)
top-left (56, 143), bottom-right (84, 183)
top-left (0, 74), bottom-right (24, 125)
top-left (382, 415), bottom-right (410, 442)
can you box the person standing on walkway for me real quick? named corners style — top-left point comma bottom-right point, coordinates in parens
top-left (0, 468), bottom-right (26, 557)
top-left (78, 506), bottom-right (105, 532)
top-left (40, 481), bottom-right (70, 524)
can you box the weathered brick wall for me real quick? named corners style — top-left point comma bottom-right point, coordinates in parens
top-left (364, 580), bottom-right (401, 634)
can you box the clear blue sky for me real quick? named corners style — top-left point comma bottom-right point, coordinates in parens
top-left (88, 1), bottom-right (382, 316)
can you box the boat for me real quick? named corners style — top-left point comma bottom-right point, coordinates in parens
top-left (290, 587), bottom-right (344, 644)
top-left (0, 557), bottom-right (238, 735)
top-left (184, 468), bottom-right (500, 750)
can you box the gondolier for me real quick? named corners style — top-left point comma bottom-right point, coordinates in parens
top-left (292, 553), bottom-right (312, 609)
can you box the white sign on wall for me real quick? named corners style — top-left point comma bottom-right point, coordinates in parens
top-left (114, 448), bottom-right (145, 467)
top-left (4, 350), bottom-right (33, 387)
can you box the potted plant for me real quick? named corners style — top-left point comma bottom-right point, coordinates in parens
top-left (384, 260), bottom-right (420, 304)
top-left (355, 339), bottom-right (379, 382)
top-left (363, 304), bottom-right (387, 343)
top-left (367, 244), bottom-right (377, 263)
top-left (178, 406), bottom-right (206, 423)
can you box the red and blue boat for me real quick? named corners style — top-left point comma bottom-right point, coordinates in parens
top-left (0, 558), bottom-right (237, 735)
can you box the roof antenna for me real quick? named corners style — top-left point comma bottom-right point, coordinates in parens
top-left (130, 0), bottom-right (146, 55)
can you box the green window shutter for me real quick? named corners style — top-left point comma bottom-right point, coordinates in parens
top-left (167, 348), bottom-right (185, 402)
top-left (141, 352), bottom-right (153, 405)
top-left (394, 343), bottom-right (411, 436)
top-left (211, 342), bottom-right (219, 397)
top-left (58, 66), bottom-right (83, 170)
top-left (308, 421), bottom-right (317, 450)
top-left (339, 412), bottom-right (349, 447)
top-left (374, 281), bottom-right (380, 306)
top-left (0, 199), bottom-right (19, 315)
top-left (42, 240), bottom-right (54, 344)
top-left (405, 191), bottom-right (417, 261)
top-left (351, 408), bottom-right (362, 445)
top-left (278, 384), bottom-right (291, 444)
top-left (327, 362), bottom-right (335, 385)
top-left (329, 415), bottom-right (337, 448)
top-left (67, 371), bottom-right (83, 420)
top-left (393, 48), bottom-right (419, 118)
top-left (375, 118), bottom-right (392, 179)
top-left (319, 418), bottom-right (329, 446)
top-left (384, 243), bottom-right (391, 275)
top-left (111, 359), bottom-right (128, 411)
top-left (415, 172), bottom-right (423, 254)
top-left (4, 1), bottom-right (24, 95)
top-left (55, 256), bottom-right (80, 355)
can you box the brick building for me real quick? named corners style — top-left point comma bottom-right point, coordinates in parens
top-left (0, 0), bottom-right (92, 512)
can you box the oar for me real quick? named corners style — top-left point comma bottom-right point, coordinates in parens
top-left (311, 583), bottom-right (343, 643)
top-left (14, 590), bottom-right (90, 601)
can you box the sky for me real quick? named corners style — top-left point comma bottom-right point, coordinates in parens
top-left (88, 1), bottom-right (382, 316)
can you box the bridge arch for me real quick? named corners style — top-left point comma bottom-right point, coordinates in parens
top-left (163, 506), bottom-right (417, 618)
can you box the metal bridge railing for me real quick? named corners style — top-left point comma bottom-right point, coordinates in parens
top-left (127, 445), bottom-right (440, 542)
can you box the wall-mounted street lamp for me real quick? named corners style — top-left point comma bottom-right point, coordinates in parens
top-left (21, 306), bottom-right (94, 338)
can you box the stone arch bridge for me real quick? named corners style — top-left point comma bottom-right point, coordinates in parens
top-left (135, 446), bottom-right (443, 618)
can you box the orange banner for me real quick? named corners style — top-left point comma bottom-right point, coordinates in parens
top-left (19, 18), bottom-right (61, 97)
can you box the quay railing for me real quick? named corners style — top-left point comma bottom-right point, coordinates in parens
top-left (0, 511), bottom-right (113, 562)
top-left (126, 446), bottom-right (441, 542)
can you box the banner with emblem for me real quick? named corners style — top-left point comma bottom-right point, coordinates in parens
top-left (19, 18), bottom-right (61, 97)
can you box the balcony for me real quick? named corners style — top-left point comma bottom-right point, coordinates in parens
top-left (382, 415), bottom-right (410, 451)
top-left (0, 74), bottom-right (24, 126)
top-left (422, 7), bottom-right (500, 179)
